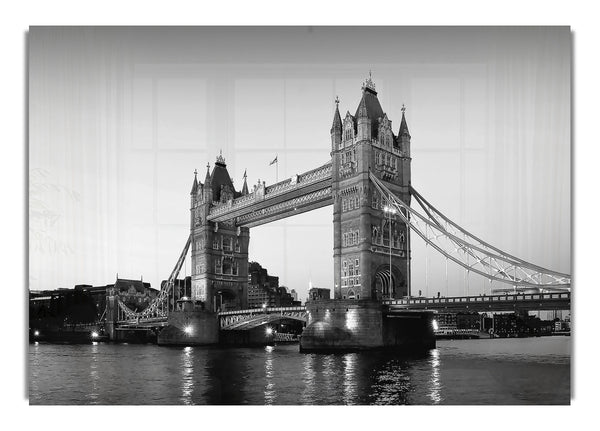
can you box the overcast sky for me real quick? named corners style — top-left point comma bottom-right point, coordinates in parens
top-left (29, 26), bottom-right (570, 300)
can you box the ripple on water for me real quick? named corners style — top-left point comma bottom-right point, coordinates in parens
top-left (28, 337), bottom-right (570, 405)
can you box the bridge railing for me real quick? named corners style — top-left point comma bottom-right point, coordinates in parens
top-left (383, 292), bottom-right (570, 306)
top-left (218, 306), bottom-right (307, 316)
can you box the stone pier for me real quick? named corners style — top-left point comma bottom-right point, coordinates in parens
top-left (299, 299), bottom-right (435, 352)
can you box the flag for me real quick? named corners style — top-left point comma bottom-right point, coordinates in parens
top-left (270, 155), bottom-right (278, 166)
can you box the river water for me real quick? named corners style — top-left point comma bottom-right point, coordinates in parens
top-left (28, 336), bottom-right (570, 405)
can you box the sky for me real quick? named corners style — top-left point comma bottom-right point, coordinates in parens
top-left (28, 26), bottom-right (571, 301)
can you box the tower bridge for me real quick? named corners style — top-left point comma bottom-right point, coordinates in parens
top-left (106, 74), bottom-right (571, 350)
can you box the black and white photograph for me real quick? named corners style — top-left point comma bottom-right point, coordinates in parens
top-left (25, 25), bottom-right (574, 407)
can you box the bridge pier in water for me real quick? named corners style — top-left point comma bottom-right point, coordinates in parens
top-left (299, 299), bottom-right (435, 352)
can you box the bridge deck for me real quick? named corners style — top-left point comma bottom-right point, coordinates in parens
top-left (384, 292), bottom-right (570, 312)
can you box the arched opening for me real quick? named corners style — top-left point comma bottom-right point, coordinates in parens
top-left (373, 264), bottom-right (406, 300)
top-left (347, 289), bottom-right (356, 300)
top-left (216, 288), bottom-right (238, 312)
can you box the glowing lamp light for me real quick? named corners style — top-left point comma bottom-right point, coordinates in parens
top-left (91, 331), bottom-right (99, 339)
top-left (266, 327), bottom-right (273, 336)
top-left (33, 330), bottom-right (40, 337)
top-left (432, 319), bottom-right (439, 331)
top-left (184, 325), bottom-right (193, 335)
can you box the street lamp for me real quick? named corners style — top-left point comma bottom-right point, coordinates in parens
top-left (383, 204), bottom-right (397, 299)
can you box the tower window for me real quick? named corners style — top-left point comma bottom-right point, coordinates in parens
top-left (222, 237), bottom-right (232, 252)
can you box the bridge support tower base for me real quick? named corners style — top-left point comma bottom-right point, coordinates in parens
top-left (299, 299), bottom-right (436, 352)
top-left (157, 309), bottom-right (219, 346)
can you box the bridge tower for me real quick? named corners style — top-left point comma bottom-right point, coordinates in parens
top-left (331, 75), bottom-right (412, 301)
top-left (190, 154), bottom-right (250, 312)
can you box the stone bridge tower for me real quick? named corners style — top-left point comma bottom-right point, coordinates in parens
top-left (189, 154), bottom-right (250, 312)
top-left (331, 76), bottom-right (412, 301)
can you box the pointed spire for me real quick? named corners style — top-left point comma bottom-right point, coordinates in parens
top-left (330, 96), bottom-right (342, 133)
top-left (190, 168), bottom-right (199, 195)
top-left (241, 169), bottom-right (249, 195)
top-left (399, 104), bottom-right (410, 137)
top-left (205, 162), bottom-right (211, 183)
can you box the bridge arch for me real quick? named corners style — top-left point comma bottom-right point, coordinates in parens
top-left (373, 264), bottom-right (406, 300)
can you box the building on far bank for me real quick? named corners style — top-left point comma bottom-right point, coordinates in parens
top-left (290, 289), bottom-right (298, 302)
top-left (308, 287), bottom-right (331, 301)
top-left (113, 278), bottom-right (159, 312)
top-left (30, 277), bottom-right (160, 327)
top-left (246, 262), bottom-right (300, 309)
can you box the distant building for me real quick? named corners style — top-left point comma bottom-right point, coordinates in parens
top-left (308, 287), bottom-right (331, 301)
top-left (30, 277), bottom-right (160, 325)
top-left (492, 312), bottom-right (554, 337)
top-left (290, 289), bottom-right (298, 301)
top-left (246, 262), bottom-right (298, 309)
top-left (456, 311), bottom-right (480, 330)
top-left (112, 278), bottom-right (159, 312)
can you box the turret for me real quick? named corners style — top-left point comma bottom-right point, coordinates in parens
top-left (203, 162), bottom-right (212, 202)
top-left (330, 96), bottom-right (342, 152)
top-left (190, 169), bottom-right (199, 200)
top-left (354, 72), bottom-right (383, 142)
top-left (241, 169), bottom-right (249, 195)
top-left (356, 98), bottom-right (371, 141)
top-left (398, 105), bottom-right (411, 157)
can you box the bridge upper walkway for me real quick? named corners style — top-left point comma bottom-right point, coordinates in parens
top-left (207, 162), bottom-right (332, 227)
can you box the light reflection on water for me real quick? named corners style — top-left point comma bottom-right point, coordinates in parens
top-left (428, 349), bottom-right (441, 404)
top-left (180, 346), bottom-right (194, 405)
top-left (264, 345), bottom-right (275, 405)
top-left (342, 353), bottom-right (357, 404)
top-left (29, 337), bottom-right (570, 405)
top-left (301, 353), bottom-right (316, 404)
top-left (87, 342), bottom-right (99, 404)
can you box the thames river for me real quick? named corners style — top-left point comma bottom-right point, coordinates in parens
top-left (28, 336), bottom-right (570, 405)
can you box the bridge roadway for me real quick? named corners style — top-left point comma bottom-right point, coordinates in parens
top-left (218, 292), bottom-right (570, 329)
top-left (382, 291), bottom-right (571, 313)
top-left (115, 293), bottom-right (569, 330)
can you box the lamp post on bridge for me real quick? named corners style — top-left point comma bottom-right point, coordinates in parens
top-left (383, 204), bottom-right (397, 299)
